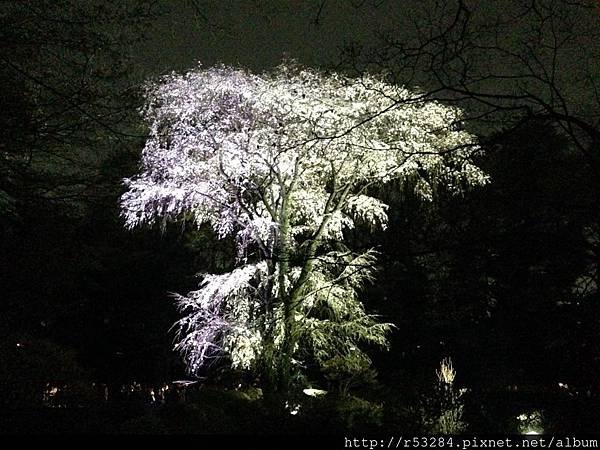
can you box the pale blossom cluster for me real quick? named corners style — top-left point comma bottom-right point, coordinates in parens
top-left (121, 63), bottom-right (487, 372)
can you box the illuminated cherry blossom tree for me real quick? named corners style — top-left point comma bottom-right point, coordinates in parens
top-left (121, 62), bottom-right (487, 393)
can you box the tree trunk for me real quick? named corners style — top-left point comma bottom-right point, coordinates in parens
top-left (260, 259), bottom-right (278, 394)
top-left (277, 193), bottom-right (295, 395)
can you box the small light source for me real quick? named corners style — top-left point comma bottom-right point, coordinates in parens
top-left (16, 343), bottom-right (21, 348)
top-left (302, 388), bottom-right (327, 397)
top-left (284, 401), bottom-right (301, 415)
top-left (517, 410), bottom-right (544, 435)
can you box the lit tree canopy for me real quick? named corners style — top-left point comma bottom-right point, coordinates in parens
top-left (121, 62), bottom-right (487, 391)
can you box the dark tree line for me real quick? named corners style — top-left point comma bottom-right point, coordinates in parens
top-left (0, 0), bottom-right (191, 394)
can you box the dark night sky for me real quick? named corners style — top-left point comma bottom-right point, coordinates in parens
top-left (133, 0), bottom-right (599, 122)
top-left (134, 1), bottom-right (398, 73)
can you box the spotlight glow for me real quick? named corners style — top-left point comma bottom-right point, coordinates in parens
top-left (302, 388), bottom-right (327, 397)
